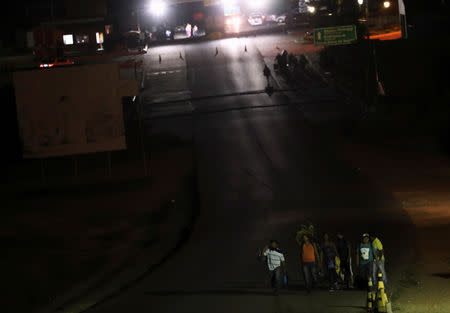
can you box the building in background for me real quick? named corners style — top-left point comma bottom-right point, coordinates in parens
top-left (0, 0), bottom-right (115, 57)
top-left (33, 0), bottom-right (112, 58)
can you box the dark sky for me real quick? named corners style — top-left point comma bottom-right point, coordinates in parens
top-left (2, 0), bottom-right (450, 31)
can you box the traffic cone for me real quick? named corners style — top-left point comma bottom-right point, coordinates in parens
top-left (366, 278), bottom-right (374, 312)
top-left (376, 272), bottom-right (388, 313)
top-left (215, 47), bottom-right (219, 56)
top-left (276, 44), bottom-right (280, 50)
top-left (179, 52), bottom-right (184, 60)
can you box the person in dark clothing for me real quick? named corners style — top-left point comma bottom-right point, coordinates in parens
top-left (321, 233), bottom-right (340, 291)
top-left (336, 232), bottom-right (354, 288)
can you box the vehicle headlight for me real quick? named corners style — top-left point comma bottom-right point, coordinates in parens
top-left (307, 6), bottom-right (316, 13)
top-left (383, 1), bottom-right (390, 8)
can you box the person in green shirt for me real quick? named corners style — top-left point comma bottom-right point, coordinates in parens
top-left (370, 233), bottom-right (387, 286)
top-left (356, 233), bottom-right (373, 285)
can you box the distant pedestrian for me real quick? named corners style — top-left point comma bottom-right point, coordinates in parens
top-left (263, 65), bottom-right (271, 86)
top-left (321, 233), bottom-right (340, 291)
top-left (298, 234), bottom-right (320, 293)
top-left (262, 240), bottom-right (286, 296)
top-left (356, 233), bottom-right (373, 287)
top-left (193, 25), bottom-right (198, 37)
top-left (336, 232), bottom-right (354, 289)
top-left (370, 233), bottom-right (387, 286)
top-left (185, 23), bottom-right (192, 37)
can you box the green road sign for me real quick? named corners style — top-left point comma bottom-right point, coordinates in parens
top-left (314, 25), bottom-right (357, 46)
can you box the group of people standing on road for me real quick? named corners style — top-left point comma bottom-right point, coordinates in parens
top-left (261, 232), bottom-right (387, 295)
top-left (185, 24), bottom-right (199, 37)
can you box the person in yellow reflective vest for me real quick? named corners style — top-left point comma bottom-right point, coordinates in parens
top-left (370, 233), bottom-right (387, 286)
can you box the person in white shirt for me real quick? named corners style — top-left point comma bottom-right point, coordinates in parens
top-left (262, 240), bottom-right (286, 295)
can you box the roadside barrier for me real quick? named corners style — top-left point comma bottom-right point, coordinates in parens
top-left (367, 277), bottom-right (374, 312)
top-left (376, 271), bottom-right (392, 313)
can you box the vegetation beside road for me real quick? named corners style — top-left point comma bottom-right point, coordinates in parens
top-left (313, 36), bottom-right (450, 313)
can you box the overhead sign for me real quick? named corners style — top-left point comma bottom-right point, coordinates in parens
top-left (314, 25), bottom-right (357, 46)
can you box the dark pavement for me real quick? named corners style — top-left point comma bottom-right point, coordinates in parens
top-left (86, 36), bottom-right (414, 313)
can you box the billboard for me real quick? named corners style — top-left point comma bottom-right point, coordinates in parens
top-left (13, 63), bottom-right (138, 159)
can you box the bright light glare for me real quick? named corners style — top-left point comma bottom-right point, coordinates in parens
top-left (383, 1), bottom-right (390, 8)
top-left (226, 17), bottom-right (241, 26)
top-left (63, 34), bottom-right (73, 45)
top-left (358, 0), bottom-right (363, 5)
top-left (149, 0), bottom-right (167, 16)
top-left (248, 0), bottom-right (265, 9)
top-left (307, 6), bottom-right (316, 13)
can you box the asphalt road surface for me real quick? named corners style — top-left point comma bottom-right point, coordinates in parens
top-left (87, 36), bottom-right (414, 313)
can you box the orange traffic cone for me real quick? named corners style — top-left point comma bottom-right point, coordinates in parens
top-left (276, 44), bottom-right (280, 50)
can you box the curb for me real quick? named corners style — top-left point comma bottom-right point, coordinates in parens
top-left (34, 173), bottom-right (198, 313)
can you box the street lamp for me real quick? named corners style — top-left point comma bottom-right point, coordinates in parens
top-left (148, 0), bottom-right (167, 16)
top-left (307, 6), bottom-right (316, 14)
top-left (383, 1), bottom-right (391, 8)
top-left (358, 0), bottom-right (364, 5)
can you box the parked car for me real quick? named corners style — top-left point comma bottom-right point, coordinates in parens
top-left (306, 0), bottom-right (335, 16)
top-left (248, 13), bottom-right (265, 26)
top-left (285, 10), bottom-right (311, 26)
top-left (174, 25), bottom-right (185, 33)
top-left (273, 13), bottom-right (287, 24)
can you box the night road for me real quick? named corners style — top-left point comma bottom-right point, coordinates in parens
top-left (3, 1), bottom-right (450, 313)
top-left (78, 36), bottom-right (415, 313)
